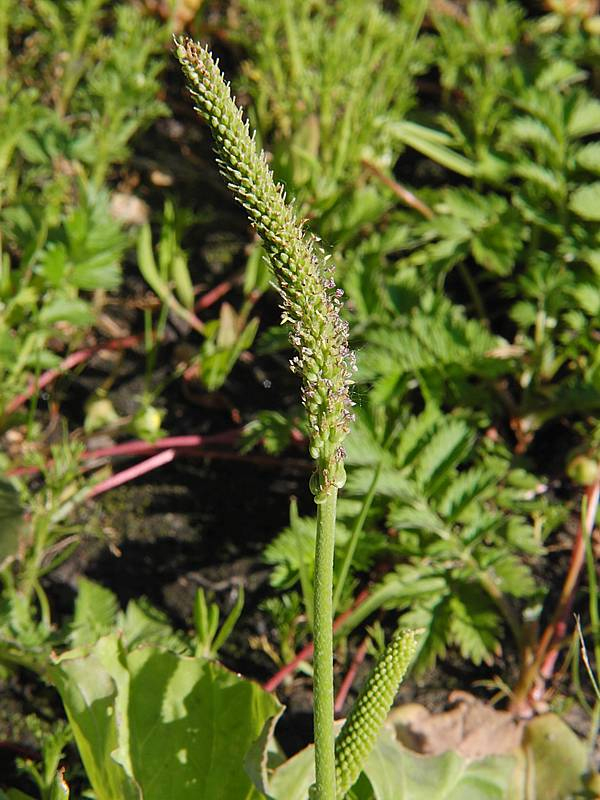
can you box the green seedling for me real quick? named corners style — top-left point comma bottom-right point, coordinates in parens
top-left (193, 586), bottom-right (245, 660)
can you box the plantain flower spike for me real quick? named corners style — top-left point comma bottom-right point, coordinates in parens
top-left (175, 37), bottom-right (355, 499)
top-left (334, 629), bottom-right (418, 798)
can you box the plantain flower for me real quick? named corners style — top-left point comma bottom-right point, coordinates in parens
top-left (175, 37), bottom-right (355, 499)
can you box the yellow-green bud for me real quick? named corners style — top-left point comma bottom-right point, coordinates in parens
top-left (567, 452), bottom-right (599, 486)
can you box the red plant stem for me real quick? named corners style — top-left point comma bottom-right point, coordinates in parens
top-left (539, 480), bottom-right (600, 679)
top-left (6, 430), bottom-right (310, 479)
top-left (334, 635), bottom-right (370, 714)
top-left (195, 277), bottom-right (236, 310)
top-left (263, 588), bottom-right (370, 693)
top-left (5, 431), bottom-right (242, 478)
top-left (87, 448), bottom-right (176, 498)
top-left (510, 479), bottom-right (600, 713)
top-left (4, 334), bottom-right (143, 416)
top-left (82, 431), bottom-right (240, 461)
top-left (362, 158), bottom-right (434, 220)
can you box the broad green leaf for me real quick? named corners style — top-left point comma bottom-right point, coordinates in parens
top-left (519, 714), bottom-right (587, 799)
top-left (50, 635), bottom-right (282, 800)
top-left (268, 740), bottom-right (315, 800)
top-left (363, 726), bottom-right (514, 800)
top-left (266, 725), bottom-right (516, 799)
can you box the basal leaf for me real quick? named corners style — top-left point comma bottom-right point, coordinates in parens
top-left (363, 726), bottom-right (514, 800)
top-left (51, 635), bottom-right (282, 800)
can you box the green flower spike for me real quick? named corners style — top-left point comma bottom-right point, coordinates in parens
top-left (334, 629), bottom-right (418, 798)
top-left (175, 36), bottom-right (355, 499)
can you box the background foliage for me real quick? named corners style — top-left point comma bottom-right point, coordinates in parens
top-left (2, 0), bottom-right (600, 797)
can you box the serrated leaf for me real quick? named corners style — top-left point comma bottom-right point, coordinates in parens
top-left (514, 162), bottom-right (563, 195)
top-left (471, 222), bottom-right (520, 276)
top-left (575, 142), bottom-right (600, 174)
top-left (72, 256), bottom-right (121, 291)
top-left (438, 467), bottom-right (496, 521)
top-left (264, 515), bottom-right (373, 589)
top-left (504, 116), bottom-right (557, 153)
top-left (570, 283), bottom-right (600, 316)
top-left (569, 183), bottom-right (600, 220)
top-left (448, 585), bottom-right (500, 665)
top-left (387, 503), bottom-right (448, 538)
top-left (117, 598), bottom-right (190, 653)
top-left (39, 242), bottom-right (68, 286)
top-left (535, 59), bottom-right (586, 91)
top-left (70, 579), bottom-right (119, 647)
top-left (567, 97), bottom-right (600, 138)
top-left (345, 414), bottom-right (390, 467)
top-left (395, 406), bottom-right (442, 467)
top-left (402, 596), bottom-right (451, 672)
top-left (39, 297), bottom-right (94, 326)
top-left (414, 420), bottom-right (473, 493)
top-left (345, 467), bottom-right (414, 500)
top-left (488, 554), bottom-right (537, 598)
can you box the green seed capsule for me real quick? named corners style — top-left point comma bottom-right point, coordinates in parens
top-left (334, 629), bottom-right (418, 798)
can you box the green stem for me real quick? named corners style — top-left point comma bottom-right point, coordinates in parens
top-left (332, 462), bottom-right (381, 615)
top-left (313, 487), bottom-right (338, 800)
top-left (58, 0), bottom-right (103, 115)
top-left (457, 261), bottom-right (487, 325)
top-left (0, 0), bottom-right (10, 111)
